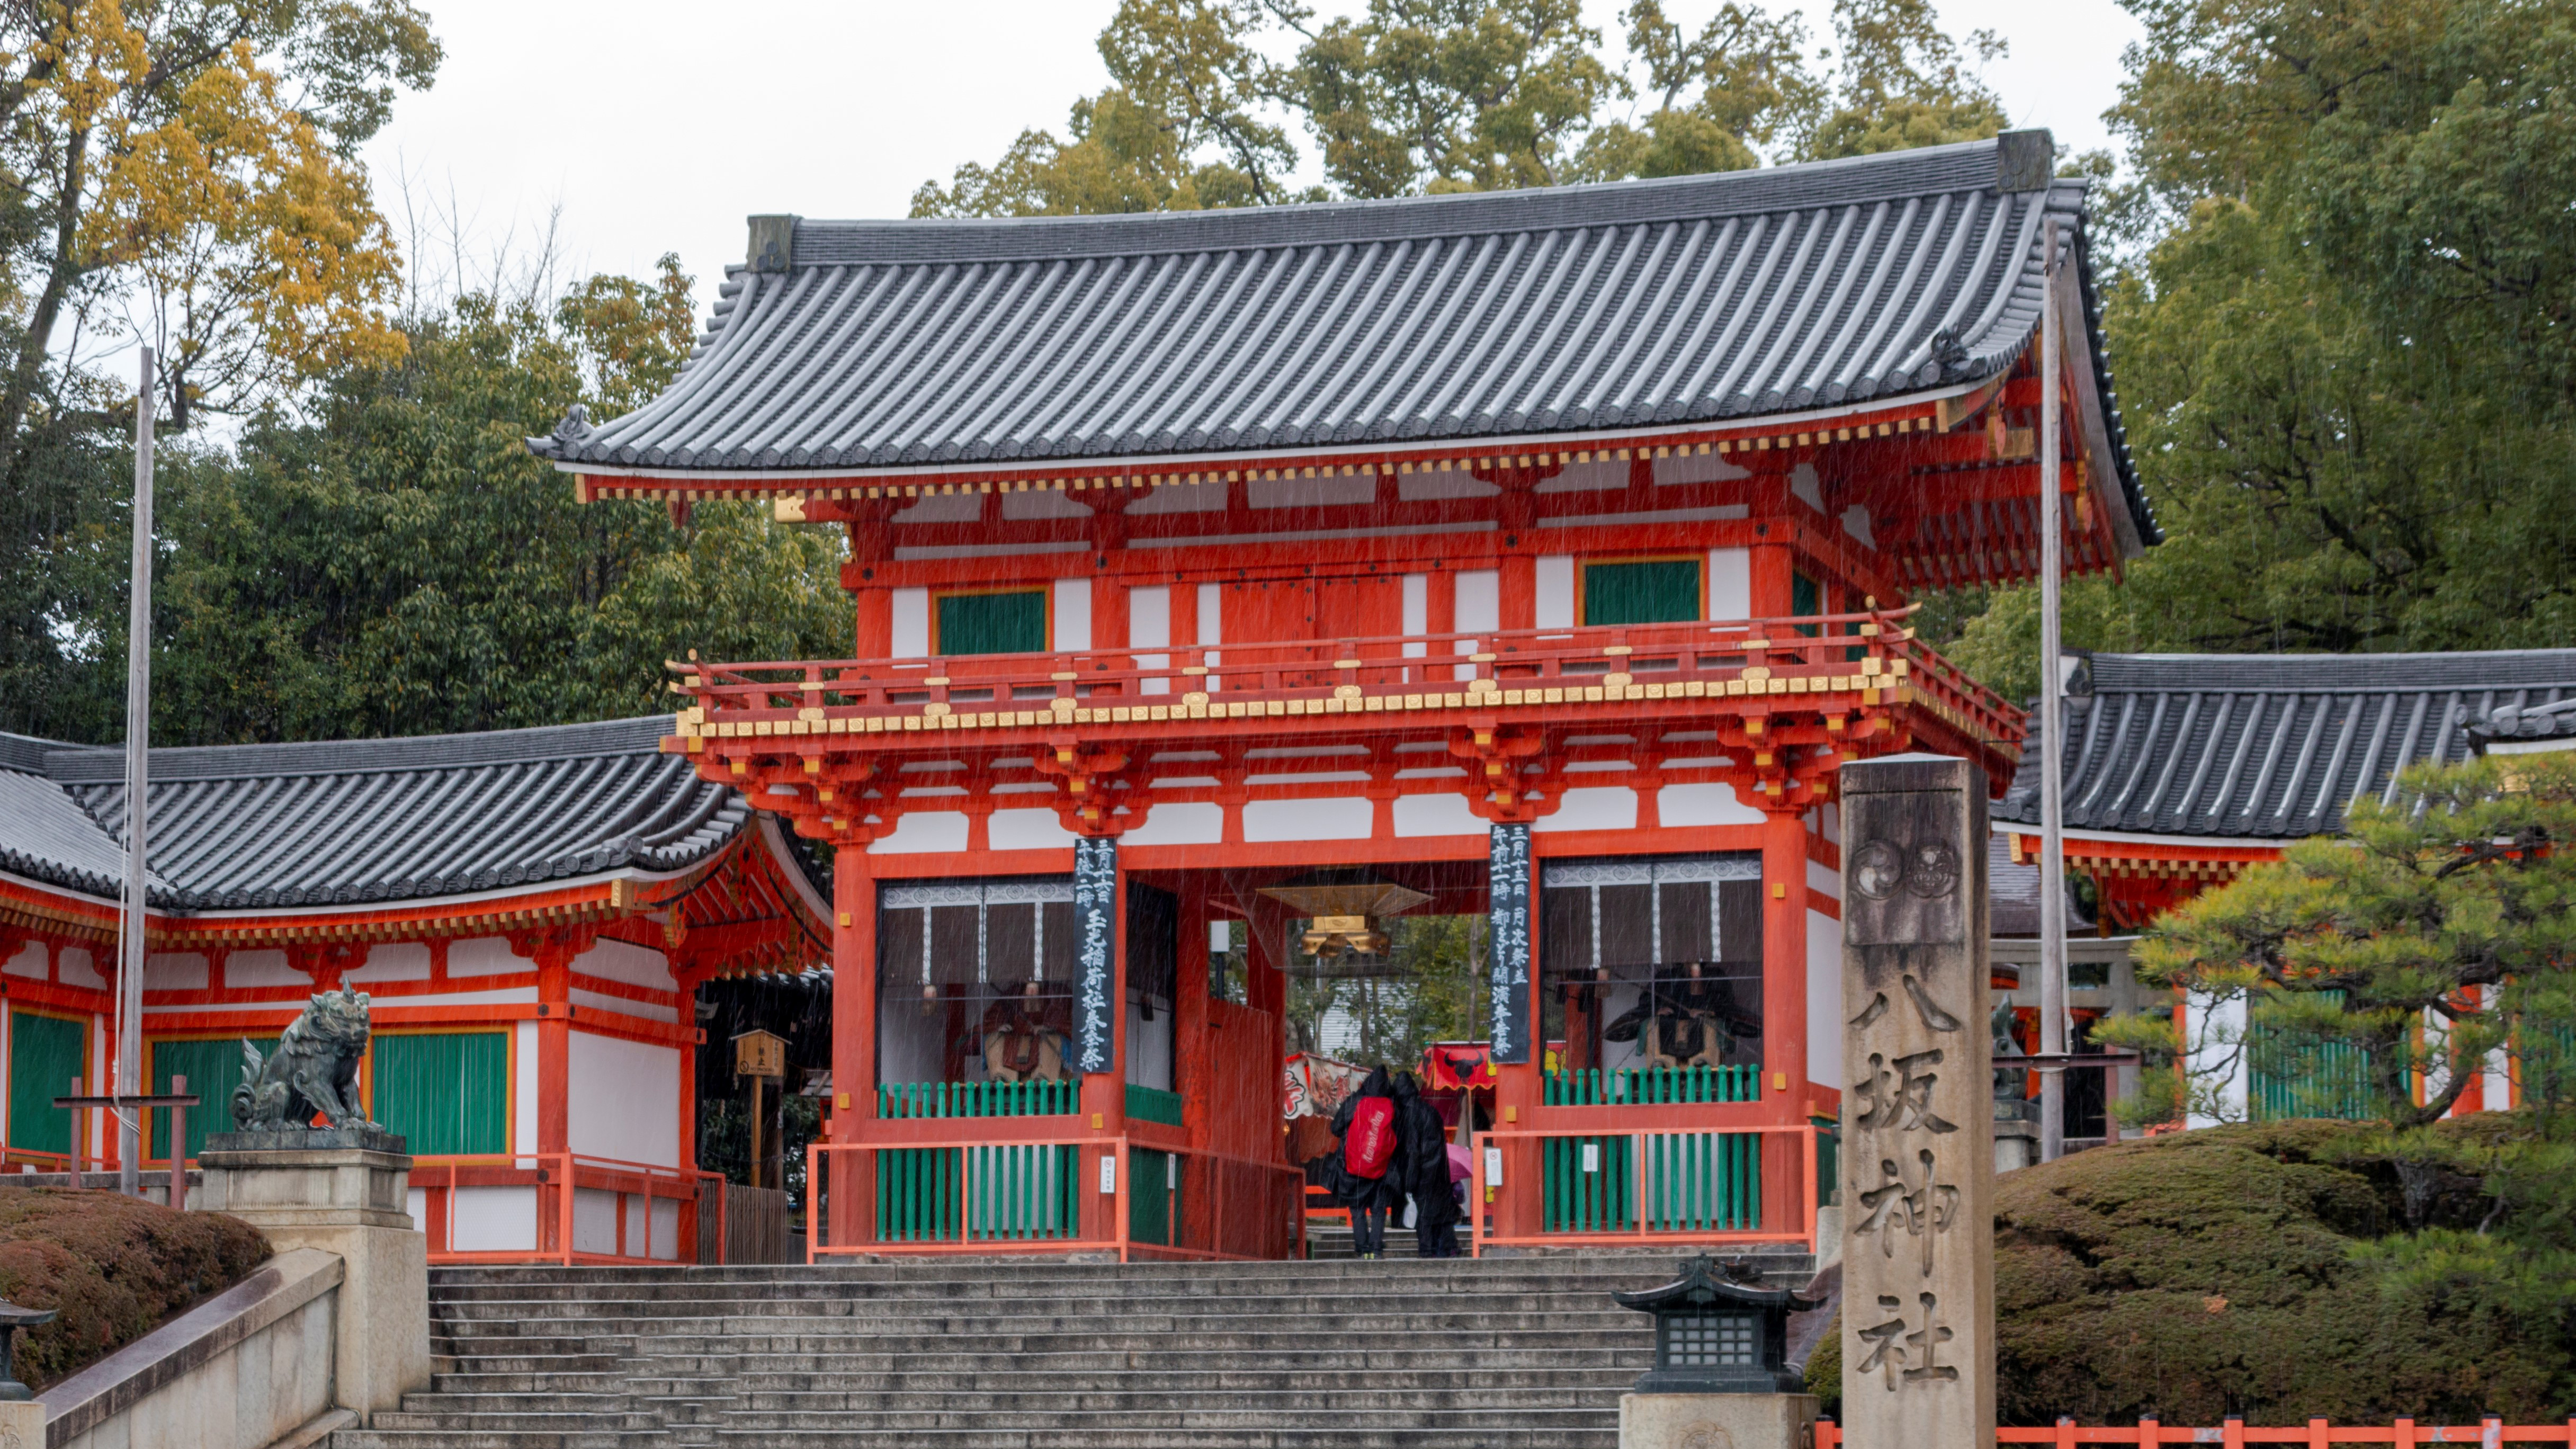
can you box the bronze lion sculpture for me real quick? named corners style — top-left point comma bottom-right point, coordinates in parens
top-left (232, 988), bottom-right (376, 1130)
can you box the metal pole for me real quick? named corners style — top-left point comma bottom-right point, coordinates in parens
top-left (2037, 220), bottom-right (2068, 1164)
top-left (117, 347), bottom-right (154, 1198)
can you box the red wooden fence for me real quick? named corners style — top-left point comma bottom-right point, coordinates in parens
top-left (1819, 1420), bottom-right (2572, 1447)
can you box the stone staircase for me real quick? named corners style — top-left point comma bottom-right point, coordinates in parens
top-left (330, 1250), bottom-right (1814, 1448)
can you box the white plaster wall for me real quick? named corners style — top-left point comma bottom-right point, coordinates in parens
top-left (1454, 570), bottom-right (1500, 633)
top-left (1397, 467), bottom-right (1496, 500)
top-left (567, 1031), bottom-right (682, 1168)
top-left (1808, 909), bottom-right (1844, 1097)
top-left (1656, 451), bottom-right (1750, 486)
top-left (571, 989), bottom-right (675, 1024)
top-left (1130, 585), bottom-right (1171, 693)
top-left (347, 943), bottom-right (429, 983)
top-left (576, 939), bottom-right (675, 992)
top-left (2, 941), bottom-right (41, 979)
top-left (1659, 782), bottom-right (1764, 827)
top-left (1401, 575), bottom-right (1429, 658)
top-left (1806, 859), bottom-right (1841, 902)
top-left (1709, 548), bottom-right (1751, 621)
top-left (1393, 794), bottom-right (1486, 837)
top-left (1053, 577), bottom-right (1092, 650)
top-left (455, 1185), bottom-right (539, 1251)
top-left (1003, 488), bottom-right (1092, 520)
top-left (450, 937), bottom-right (522, 979)
top-left (891, 587), bottom-right (931, 657)
top-left (1195, 583), bottom-right (1221, 645)
top-left (1535, 556), bottom-right (1576, 628)
top-left (145, 952), bottom-right (208, 991)
top-left (1533, 786), bottom-right (1636, 833)
top-left (1118, 802), bottom-right (1222, 846)
top-left (1243, 797), bottom-right (1371, 842)
top-left (223, 950), bottom-right (306, 988)
top-left (2185, 991), bottom-right (2249, 1128)
top-left (990, 808), bottom-right (1079, 850)
top-left (59, 947), bottom-right (104, 990)
top-left (1250, 474), bottom-right (1375, 508)
top-left (514, 1021), bottom-right (539, 1156)
top-left (1129, 480), bottom-right (1225, 513)
top-left (649, 1197), bottom-right (680, 1261)
top-left (573, 1188), bottom-right (621, 1255)
top-left (871, 811), bottom-right (970, 854)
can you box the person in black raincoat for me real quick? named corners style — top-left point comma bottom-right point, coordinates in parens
top-left (1326, 1066), bottom-right (1403, 1258)
top-left (1390, 1071), bottom-right (1463, 1257)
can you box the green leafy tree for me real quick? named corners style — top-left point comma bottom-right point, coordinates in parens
top-left (37, 256), bottom-right (851, 746)
top-left (2094, 754), bottom-right (2576, 1130)
top-left (916, 0), bottom-right (2009, 214)
top-left (1992, 0), bottom-right (2576, 666)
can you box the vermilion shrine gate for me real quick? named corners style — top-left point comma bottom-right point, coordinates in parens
top-left (525, 131), bottom-right (2151, 1257)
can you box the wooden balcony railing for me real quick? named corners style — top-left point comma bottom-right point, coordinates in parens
top-left (665, 605), bottom-right (2023, 757)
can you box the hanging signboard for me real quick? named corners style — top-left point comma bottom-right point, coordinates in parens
top-left (1072, 836), bottom-right (1117, 1075)
top-left (1487, 822), bottom-right (1533, 1063)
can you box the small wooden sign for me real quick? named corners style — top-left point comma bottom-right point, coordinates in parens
top-left (732, 1029), bottom-right (787, 1079)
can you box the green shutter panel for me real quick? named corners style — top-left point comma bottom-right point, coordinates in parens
top-left (936, 591), bottom-right (1048, 656)
top-left (1583, 561), bottom-right (1702, 625)
top-left (372, 1033), bottom-right (509, 1156)
top-left (150, 1037), bottom-right (274, 1160)
top-left (9, 1012), bottom-right (85, 1157)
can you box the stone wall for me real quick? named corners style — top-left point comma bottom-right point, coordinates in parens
top-left (41, 1248), bottom-right (344, 1449)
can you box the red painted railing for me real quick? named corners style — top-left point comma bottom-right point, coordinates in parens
top-left (805, 1136), bottom-right (1303, 1263)
top-left (412, 1153), bottom-right (708, 1266)
top-left (1818, 1420), bottom-right (2572, 1447)
top-left (668, 605), bottom-right (2022, 756)
top-left (1467, 1122), bottom-right (1818, 1255)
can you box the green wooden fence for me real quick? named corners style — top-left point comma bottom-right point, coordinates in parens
top-left (878, 1079), bottom-right (1078, 1118)
top-left (1542, 1064), bottom-right (1760, 1105)
top-left (147, 1037), bottom-right (274, 1160)
top-left (1541, 1131), bottom-right (1763, 1235)
top-left (1129, 1146), bottom-right (1182, 1246)
top-left (875, 1143), bottom-right (1083, 1242)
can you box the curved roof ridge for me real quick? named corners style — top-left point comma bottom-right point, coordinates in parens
top-left (41, 714), bottom-right (671, 784)
top-left (786, 141), bottom-right (2015, 268)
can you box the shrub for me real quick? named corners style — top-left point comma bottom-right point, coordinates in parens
top-left (0, 1189), bottom-right (268, 1388)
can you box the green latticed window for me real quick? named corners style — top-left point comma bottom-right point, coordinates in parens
top-left (150, 1037), bottom-right (273, 1160)
top-left (1583, 560), bottom-right (1701, 626)
top-left (370, 1032), bottom-right (508, 1156)
top-left (8, 1010), bottom-right (84, 1157)
top-left (935, 589), bottom-right (1047, 656)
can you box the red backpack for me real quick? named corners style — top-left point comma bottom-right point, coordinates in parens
top-left (1343, 1096), bottom-right (1396, 1179)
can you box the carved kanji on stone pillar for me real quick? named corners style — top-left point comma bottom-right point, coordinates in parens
top-left (1034, 740), bottom-right (1151, 838)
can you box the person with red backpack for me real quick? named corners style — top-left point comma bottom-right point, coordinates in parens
top-left (1328, 1065), bottom-right (1403, 1258)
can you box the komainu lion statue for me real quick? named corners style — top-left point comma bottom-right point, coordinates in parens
top-left (233, 988), bottom-right (376, 1130)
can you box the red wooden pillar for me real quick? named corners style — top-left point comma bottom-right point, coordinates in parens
top-left (1750, 539), bottom-right (1796, 620)
top-left (1174, 881), bottom-right (1215, 1253)
top-left (831, 843), bottom-right (877, 1248)
top-left (1760, 803), bottom-right (1813, 1237)
top-left (852, 588), bottom-right (892, 658)
top-left (1498, 557), bottom-right (1537, 632)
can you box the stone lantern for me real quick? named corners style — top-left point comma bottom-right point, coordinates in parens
top-left (1615, 1254), bottom-right (1819, 1395)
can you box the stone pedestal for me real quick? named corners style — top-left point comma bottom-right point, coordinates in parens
top-left (197, 1129), bottom-right (428, 1425)
top-left (1994, 1118), bottom-right (2038, 1174)
top-left (0, 1400), bottom-right (39, 1448)
top-left (1620, 1392), bottom-right (1818, 1449)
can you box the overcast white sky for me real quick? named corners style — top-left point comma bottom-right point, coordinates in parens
top-left (359, 0), bottom-right (2142, 309)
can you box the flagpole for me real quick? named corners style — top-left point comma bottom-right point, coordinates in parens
top-left (118, 347), bottom-right (154, 1199)
top-left (2037, 220), bottom-right (2069, 1164)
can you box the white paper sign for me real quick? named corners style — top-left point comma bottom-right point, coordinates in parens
top-left (1483, 1145), bottom-right (1503, 1187)
top-left (1098, 1153), bottom-right (1116, 1195)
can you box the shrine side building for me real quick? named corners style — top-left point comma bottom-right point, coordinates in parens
top-left (0, 718), bottom-right (826, 1258)
top-left (529, 132), bottom-right (2151, 1256)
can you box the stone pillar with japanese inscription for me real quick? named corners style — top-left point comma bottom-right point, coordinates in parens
top-left (1838, 756), bottom-right (1993, 1449)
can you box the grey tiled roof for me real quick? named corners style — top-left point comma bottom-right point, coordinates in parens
top-left (0, 717), bottom-right (754, 911)
top-left (530, 137), bottom-right (2146, 538)
top-left (1997, 650), bottom-right (2576, 842)
top-left (2465, 697), bottom-right (2576, 751)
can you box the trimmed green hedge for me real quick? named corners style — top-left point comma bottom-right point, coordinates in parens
top-left (1810, 1120), bottom-right (2571, 1424)
top-left (0, 1189), bottom-right (267, 1388)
